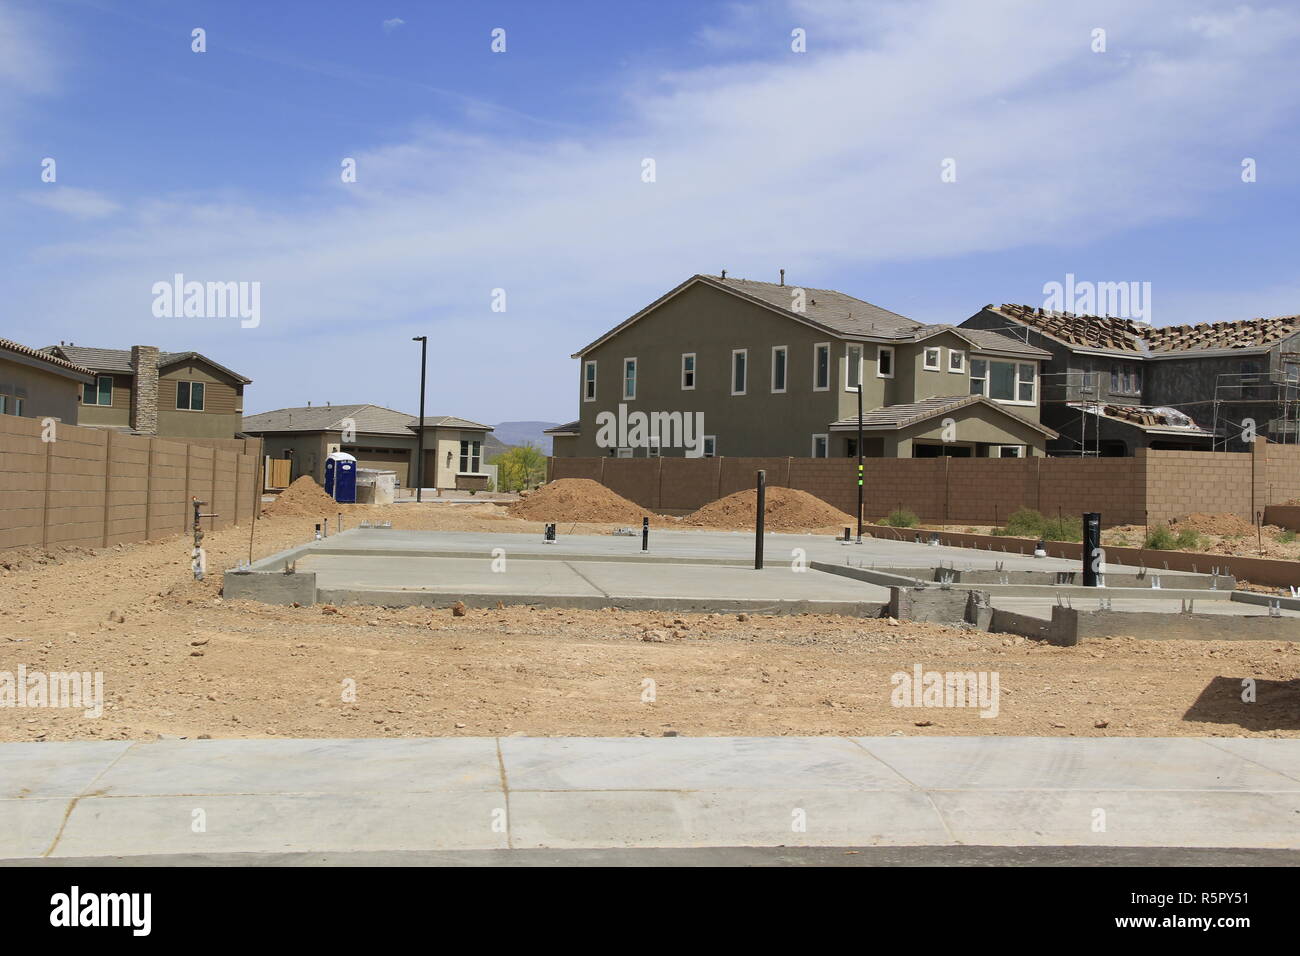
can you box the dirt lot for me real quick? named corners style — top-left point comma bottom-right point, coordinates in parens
top-left (2, 498), bottom-right (1298, 742)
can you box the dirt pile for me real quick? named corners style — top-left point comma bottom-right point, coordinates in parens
top-left (683, 487), bottom-right (855, 533)
top-left (507, 478), bottom-right (660, 525)
top-left (1173, 512), bottom-right (1260, 537)
top-left (263, 476), bottom-right (340, 517)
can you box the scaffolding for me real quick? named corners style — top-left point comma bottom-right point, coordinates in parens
top-left (1039, 370), bottom-right (1102, 456)
top-left (1210, 364), bottom-right (1300, 450)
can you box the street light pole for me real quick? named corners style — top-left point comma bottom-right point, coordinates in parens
top-left (412, 336), bottom-right (427, 503)
top-left (856, 366), bottom-right (864, 543)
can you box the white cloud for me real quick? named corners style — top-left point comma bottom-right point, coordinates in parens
top-left (382, 18), bottom-right (406, 34)
top-left (10, 0), bottom-right (1300, 419)
top-left (24, 187), bottom-right (120, 220)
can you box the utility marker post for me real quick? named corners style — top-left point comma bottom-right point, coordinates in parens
top-left (754, 469), bottom-right (766, 570)
top-left (856, 377), bottom-right (864, 543)
top-left (641, 516), bottom-right (649, 552)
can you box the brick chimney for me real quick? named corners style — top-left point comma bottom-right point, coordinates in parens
top-left (129, 345), bottom-right (160, 434)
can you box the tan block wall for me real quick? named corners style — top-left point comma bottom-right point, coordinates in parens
top-left (549, 441), bottom-right (1297, 528)
top-left (0, 415), bottom-right (261, 552)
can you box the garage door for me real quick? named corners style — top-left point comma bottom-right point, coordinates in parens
top-left (343, 447), bottom-right (409, 486)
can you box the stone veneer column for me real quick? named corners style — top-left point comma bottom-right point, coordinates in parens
top-left (130, 345), bottom-right (160, 434)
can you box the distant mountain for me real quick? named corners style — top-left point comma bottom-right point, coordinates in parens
top-left (493, 420), bottom-right (561, 455)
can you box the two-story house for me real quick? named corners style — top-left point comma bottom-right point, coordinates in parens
top-left (40, 344), bottom-right (252, 439)
top-left (555, 274), bottom-right (1056, 460)
top-left (961, 305), bottom-right (1300, 455)
top-left (0, 337), bottom-right (95, 422)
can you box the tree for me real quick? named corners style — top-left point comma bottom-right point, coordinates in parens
top-left (491, 442), bottom-right (547, 492)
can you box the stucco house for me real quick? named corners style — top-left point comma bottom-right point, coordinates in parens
top-left (554, 273), bottom-right (1056, 460)
top-left (40, 343), bottom-right (251, 439)
top-left (0, 337), bottom-right (94, 422)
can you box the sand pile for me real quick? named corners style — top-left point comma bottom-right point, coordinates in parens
top-left (263, 476), bottom-right (340, 517)
top-left (683, 487), bottom-right (855, 533)
top-left (507, 478), bottom-right (658, 524)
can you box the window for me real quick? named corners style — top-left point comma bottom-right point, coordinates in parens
top-left (1017, 363), bottom-right (1036, 403)
top-left (83, 375), bottom-right (113, 406)
top-left (813, 343), bottom-right (830, 390)
top-left (0, 396), bottom-right (6, 414)
top-left (583, 360), bottom-right (597, 402)
top-left (681, 353), bottom-right (695, 390)
top-left (702, 436), bottom-right (717, 458)
top-left (811, 434), bottom-right (828, 458)
top-left (972, 360), bottom-right (1035, 404)
top-left (13, 398), bottom-right (22, 416)
top-left (845, 345), bottom-right (863, 391)
top-left (923, 347), bottom-right (941, 371)
top-left (731, 349), bottom-right (747, 395)
top-left (877, 346), bottom-right (894, 379)
top-left (622, 358), bottom-right (637, 400)
top-left (459, 439), bottom-right (482, 472)
top-left (948, 349), bottom-right (965, 373)
top-left (647, 436), bottom-right (661, 458)
top-left (771, 346), bottom-right (787, 393)
top-left (998, 445), bottom-right (1024, 458)
top-left (616, 447), bottom-right (633, 459)
top-left (176, 380), bottom-right (205, 411)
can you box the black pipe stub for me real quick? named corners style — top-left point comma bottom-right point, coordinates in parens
top-left (543, 523), bottom-right (556, 544)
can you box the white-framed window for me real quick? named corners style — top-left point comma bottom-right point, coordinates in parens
top-left (997, 445), bottom-right (1024, 458)
top-left (681, 353), bottom-right (695, 390)
top-left (811, 434), bottom-right (828, 458)
top-left (771, 346), bottom-right (788, 393)
top-left (14, 397), bottom-right (23, 416)
top-left (970, 359), bottom-right (1036, 405)
top-left (583, 360), bottom-right (597, 402)
top-left (813, 343), bottom-right (831, 391)
top-left (459, 439), bottom-right (482, 472)
top-left (845, 345), bottom-right (863, 391)
top-left (0, 396), bottom-right (7, 415)
top-left (647, 435), bottom-right (661, 458)
top-left (622, 357), bottom-right (637, 400)
top-left (948, 349), bottom-right (965, 373)
top-left (731, 349), bottom-right (747, 395)
top-left (923, 347), bottom-right (941, 371)
top-left (702, 436), bottom-right (717, 457)
top-left (616, 447), bottom-right (633, 458)
top-left (83, 375), bottom-right (113, 406)
top-left (876, 346), bottom-right (894, 379)
top-left (176, 380), bottom-right (205, 411)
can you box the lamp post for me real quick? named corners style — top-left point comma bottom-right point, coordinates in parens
top-left (856, 363), bottom-right (864, 543)
top-left (412, 336), bottom-right (427, 502)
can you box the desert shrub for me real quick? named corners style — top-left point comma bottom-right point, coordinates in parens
top-left (1002, 508), bottom-right (1046, 538)
top-left (1144, 526), bottom-right (1176, 550)
top-left (1174, 527), bottom-right (1203, 550)
top-left (885, 508), bottom-right (919, 528)
top-left (1278, 529), bottom-right (1296, 544)
top-left (1041, 515), bottom-right (1084, 542)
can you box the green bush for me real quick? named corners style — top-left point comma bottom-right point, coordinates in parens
top-left (1042, 516), bottom-right (1084, 543)
top-left (1174, 527), bottom-right (1203, 550)
top-left (1144, 526), bottom-right (1176, 550)
top-left (1279, 529), bottom-right (1296, 544)
top-left (1001, 508), bottom-right (1045, 538)
top-left (885, 508), bottom-right (919, 528)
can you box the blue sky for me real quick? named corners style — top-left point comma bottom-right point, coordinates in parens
top-left (4, 0), bottom-right (1300, 423)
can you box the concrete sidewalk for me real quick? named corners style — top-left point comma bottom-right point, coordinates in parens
top-left (6, 736), bottom-right (1300, 860)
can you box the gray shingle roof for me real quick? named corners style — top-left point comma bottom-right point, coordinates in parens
top-left (242, 405), bottom-right (492, 436)
top-left (706, 275), bottom-right (923, 338)
top-left (571, 274), bottom-right (1043, 358)
top-left (829, 394), bottom-right (1057, 437)
top-left (543, 420), bottom-right (580, 434)
top-left (42, 345), bottom-right (252, 383)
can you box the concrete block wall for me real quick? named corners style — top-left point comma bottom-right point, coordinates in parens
top-left (549, 439), bottom-right (1300, 529)
top-left (0, 415), bottom-right (261, 552)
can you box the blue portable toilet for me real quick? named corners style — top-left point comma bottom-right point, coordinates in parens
top-left (324, 452), bottom-right (358, 503)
